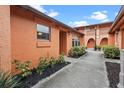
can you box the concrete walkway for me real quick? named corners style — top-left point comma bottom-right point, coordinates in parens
top-left (35, 50), bottom-right (109, 88)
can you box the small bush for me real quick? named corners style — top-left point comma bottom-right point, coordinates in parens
top-left (96, 45), bottom-right (101, 51)
top-left (36, 55), bottom-right (67, 75)
top-left (13, 60), bottom-right (32, 77)
top-left (82, 45), bottom-right (87, 50)
top-left (36, 57), bottom-right (49, 75)
top-left (49, 57), bottom-right (57, 68)
top-left (102, 45), bottom-right (120, 59)
top-left (69, 46), bottom-right (86, 58)
top-left (0, 71), bottom-right (21, 88)
top-left (57, 54), bottom-right (67, 64)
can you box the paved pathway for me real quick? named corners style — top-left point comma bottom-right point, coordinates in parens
top-left (36, 50), bottom-right (109, 88)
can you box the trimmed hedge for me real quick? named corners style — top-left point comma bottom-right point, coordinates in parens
top-left (68, 46), bottom-right (86, 58)
top-left (102, 45), bottom-right (120, 59)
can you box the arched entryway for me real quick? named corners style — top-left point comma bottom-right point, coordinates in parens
top-left (100, 38), bottom-right (108, 46)
top-left (87, 38), bottom-right (95, 48)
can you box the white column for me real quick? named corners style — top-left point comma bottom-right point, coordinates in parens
top-left (119, 49), bottom-right (124, 88)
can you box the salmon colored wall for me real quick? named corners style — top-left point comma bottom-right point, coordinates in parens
top-left (76, 23), bottom-right (112, 47)
top-left (122, 29), bottom-right (124, 49)
top-left (80, 36), bottom-right (84, 46)
top-left (59, 31), bottom-right (67, 55)
top-left (0, 6), bottom-right (11, 72)
top-left (87, 38), bottom-right (95, 48)
top-left (109, 14), bottom-right (124, 49)
top-left (66, 32), bottom-right (72, 55)
top-left (10, 6), bottom-right (60, 73)
top-left (66, 31), bottom-right (84, 55)
top-left (108, 34), bottom-right (115, 46)
top-left (110, 30), bottom-right (124, 49)
top-left (120, 24), bottom-right (124, 49)
top-left (100, 38), bottom-right (108, 46)
top-left (109, 12), bottom-right (124, 49)
top-left (71, 32), bottom-right (84, 46)
top-left (118, 31), bottom-right (122, 48)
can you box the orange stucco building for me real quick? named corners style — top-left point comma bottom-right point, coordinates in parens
top-left (0, 5), bottom-right (124, 74)
top-left (75, 22), bottom-right (113, 48)
top-left (0, 5), bottom-right (84, 73)
top-left (108, 5), bottom-right (124, 88)
top-left (108, 6), bottom-right (124, 49)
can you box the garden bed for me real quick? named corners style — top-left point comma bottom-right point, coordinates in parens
top-left (105, 57), bottom-right (120, 60)
top-left (17, 62), bottom-right (70, 88)
top-left (105, 62), bottom-right (120, 88)
top-left (102, 45), bottom-right (120, 60)
top-left (68, 46), bottom-right (86, 58)
top-left (68, 52), bottom-right (87, 58)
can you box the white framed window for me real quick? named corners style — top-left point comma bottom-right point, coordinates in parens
top-left (72, 37), bottom-right (80, 47)
top-left (37, 24), bottom-right (50, 40)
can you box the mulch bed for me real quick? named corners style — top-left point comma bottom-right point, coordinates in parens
top-left (17, 62), bottom-right (70, 88)
top-left (105, 56), bottom-right (120, 60)
top-left (105, 62), bottom-right (120, 88)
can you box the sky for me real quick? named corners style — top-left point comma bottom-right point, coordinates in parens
top-left (30, 5), bottom-right (121, 27)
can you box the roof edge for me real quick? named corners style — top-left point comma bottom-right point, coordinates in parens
top-left (74, 21), bottom-right (113, 29)
top-left (109, 5), bottom-right (124, 34)
top-left (17, 5), bottom-right (84, 35)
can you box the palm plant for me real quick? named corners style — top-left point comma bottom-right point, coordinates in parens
top-left (0, 71), bottom-right (21, 88)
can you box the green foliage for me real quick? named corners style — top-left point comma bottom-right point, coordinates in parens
top-left (0, 71), bottom-right (21, 88)
top-left (68, 46), bottom-right (86, 58)
top-left (102, 45), bottom-right (109, 51)
top-left (96, 45), bottom-right (101, 51)
top-left (49, 57), bottom-right (57, 68)
top-left (102, 45), bottom-right (120, 59)
top-left (80, 46), bottom-right (86, 54)
top-left (36, 55), bottom-right (67, 75)
top-left (57, 54), bottom-right (67, 64)
top-left (82, 45), bottom-right (87, 50)
top-left (36, 57), bottom-right (49, 75)
top-left (13, 60), bottom-right (32, 77)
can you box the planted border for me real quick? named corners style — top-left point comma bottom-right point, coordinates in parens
top-left (68, 46), bottom-right (86, 58)
top-left (105, 62), bottom-right (120, 88)
top-left (0, 55), bottom-right (69, 88)
top-left (102, 45), bottom-right (120, 59)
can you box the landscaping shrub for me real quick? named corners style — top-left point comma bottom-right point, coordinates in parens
top-left (82, 45), bottom-right (87, 50)
top-left (102, 45), bottom-right (109, 51)
top-left (68, 46), bottom-right (86, 58)
top-left (36, 55), bottom-right (67, 75)
top-left (49, 57), bottom-right (57, 68)
top-left (96, 45), bottom-right (101, 51)
top-left (0, 71), bottom-right (21, 88)
top-left (9, 56), bottom-right (69, 87)
top-left (13, 60), bottom-right (32, 77)
top-left (36, 57), bottom-right (49, 75)
top-left (57, 54), bottom-right (67, 64)
top-left (102, 45), bottom-right (120, 59)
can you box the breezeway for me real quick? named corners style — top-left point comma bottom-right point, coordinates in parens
top-left (33, 50), bottom-right (109, 88)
